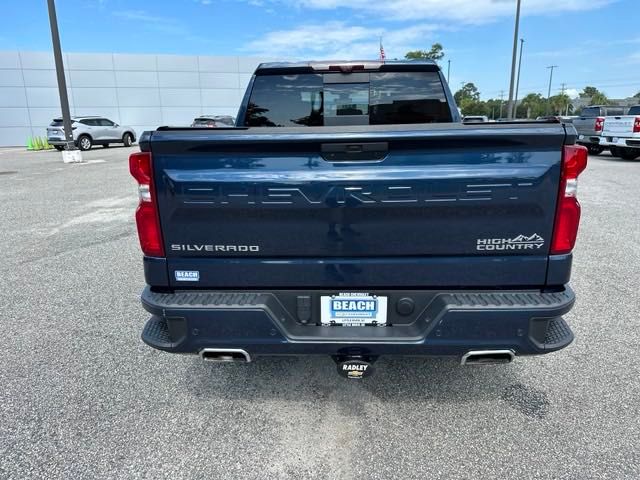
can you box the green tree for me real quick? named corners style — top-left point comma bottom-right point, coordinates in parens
top-left (484, 98), bottom-right (505, 119)
top-left (519, 93), bottom-right (546, 119)
top-left (454, 82), bottom-right (483, 115)
top-left (590, 92), bottom-right (609, 105)
top-left (579, 86), bottom-right (609, 105)
top-left (454, 82), bottom-right (480, 104)
top-left (460, 100), bottom-right (488, 116)
top-left (405, 43), bottom-right (444, 62)
top-left (549, 93), bottom-right (573, 115)
top-left (579, 86), bottom-right (600, 98)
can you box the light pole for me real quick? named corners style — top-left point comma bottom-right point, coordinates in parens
top-left (513, 38), bottom-right (524, 118)
top-left (506, 0), bottom-right (521, 119)
top-left (447, 59), bottom-right (451, 84)
top-left (546, 65), bottom-right (558, 114)
top-left (47, 0), bottom-right (78, 158)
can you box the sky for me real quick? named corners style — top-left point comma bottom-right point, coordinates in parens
top-left (2, 0), bottom-right (639, 100)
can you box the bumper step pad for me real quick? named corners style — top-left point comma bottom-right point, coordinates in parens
top-left (141, 316), bottom-right (172, 349)
top-left (543, 316), bottom-right (574, 350)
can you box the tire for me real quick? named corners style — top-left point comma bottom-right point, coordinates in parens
top-left (618, 148), bottom-right (640, 161)
top-left (54, 145), bottom-right (64, 151)
top-left (587, 145), bottom-right (604, 155)
top-left (123, 133), bottom-right (133, 147)
top-left (102, 144), bottom-right (110, 148)
top-left (78, 135), bottom-right (92, 151)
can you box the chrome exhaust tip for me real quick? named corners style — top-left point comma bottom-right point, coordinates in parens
top-left (461, 349), bottom-right (515, 366)
top-left (200, 348), bottom-right (251, 363)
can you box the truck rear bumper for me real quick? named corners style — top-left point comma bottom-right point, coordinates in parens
top-left (140, 286), bottom-right (575, 359)
top-left (599, 136), bottom-right (640, 148)
top-left (577, 136), bottom-right (602, 146)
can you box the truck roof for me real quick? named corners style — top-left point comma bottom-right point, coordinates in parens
top-left (255, 60), bottom-right (439, 74)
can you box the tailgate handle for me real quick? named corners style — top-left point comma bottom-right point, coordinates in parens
top-left (321, 142), bottom-right (388, 162)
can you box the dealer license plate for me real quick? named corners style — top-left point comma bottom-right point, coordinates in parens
top-left (320, 293), bottom-right (387, 326)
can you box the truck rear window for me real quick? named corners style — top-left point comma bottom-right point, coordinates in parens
top-left (581, 107), bottom-right (601, 117)
top-left (244, 72), bottom-right (452, 127)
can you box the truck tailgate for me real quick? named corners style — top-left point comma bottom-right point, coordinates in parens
top-left (603, 116), bottom-right (635, 135)
top-left (146, 123), bottom-right (569, 288)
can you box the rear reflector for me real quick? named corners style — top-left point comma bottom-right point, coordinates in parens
top-left (550, 145), bottom-right (588, 255)
top-left (129, 151), bottom-right (164, 257)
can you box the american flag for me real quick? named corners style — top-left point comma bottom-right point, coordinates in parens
top-left (379, 39), bottom-right (386, 62)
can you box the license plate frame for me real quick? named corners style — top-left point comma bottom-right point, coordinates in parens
top-left (320, 293), bottom-right (388, 326)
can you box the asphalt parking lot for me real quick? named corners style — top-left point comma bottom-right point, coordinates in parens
top-left (1, 145), bottom-right (639, 479)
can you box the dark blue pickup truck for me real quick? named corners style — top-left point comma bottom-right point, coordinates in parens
top-left (130, 60), bottom-right (587, 378)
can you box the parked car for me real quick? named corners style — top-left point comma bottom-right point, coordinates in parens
top-left (47, 116), bottom-right (136, 151)
top-left (599, 105), bottom-right (640, 160)
top-left (130, 60), bottom-right (586, 377)
top-left (462, 115), bottom-right (489, 123)
top-left (573, 105), bottom-right (626, 155)
top-left (191, 115), bottom-right (236, 128)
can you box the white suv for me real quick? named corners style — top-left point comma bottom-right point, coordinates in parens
top-left (47, 116), bottom-right (136, 151)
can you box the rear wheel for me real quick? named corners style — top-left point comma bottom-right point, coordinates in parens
top-left (587, 145), bottom-right (604, 155)
top-left (123, 133), bottom-right (133, 147)
top-left (618, 148), bottom-right (640, 161)
top-left (78, 135), bottom-right (92, 151)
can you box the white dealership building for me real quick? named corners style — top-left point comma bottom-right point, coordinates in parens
top-left (0, 51), bottom-right (273, 147)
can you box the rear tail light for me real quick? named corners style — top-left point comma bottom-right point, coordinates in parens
top-left (550, 145), bottom-right (588, 254)
top-left (633, 117), bottom-right (640, 133)
top-left (129, 151), bottom-right (164, 257)
top-left (594, 117), bottom-right (604, 132)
